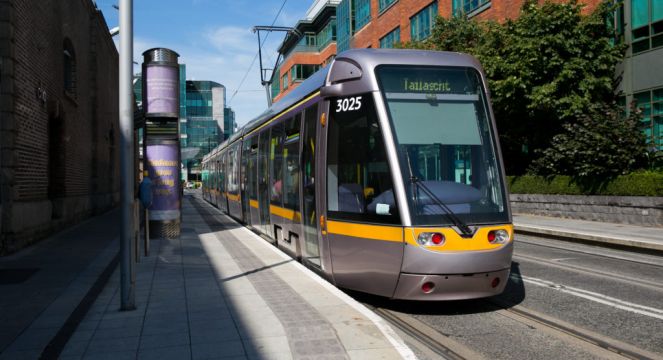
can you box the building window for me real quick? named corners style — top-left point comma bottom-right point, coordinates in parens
top-left (410, 1), bottom-right (438, 41)
top-left (322, 54), bottom-right (336, 67)
top-left (63, 39), bottom-right (76, 97)
top-left (317, 18), bottom-right (337, 51)
top-left (611, 2), bottom-right (626, 44)
top-left (380, 27), bottom-right (401, 48)
top-left (282, 73), bottom-right (289, 90)
top-left (355, 0), bottom-right (371, 31)
top-left (379, 0), bottom-right (398, 12)
top-left (305, 32), bottom-right (317, 47)
top-left (271, 71), bottom-right (280, 99)
top-left (290, 64), bottom-right (320, 81)
top-left (337, 0), bottom-right (352, 53)
top-left (634, 88), bottom-right (663, 150)
top-left (453, 0), bottom-right (489, 16)
top-left (631, 0), bottom-right (663, 53)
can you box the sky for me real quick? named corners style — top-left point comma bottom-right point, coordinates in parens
top-left (97, 0), bottom-right (310, 126)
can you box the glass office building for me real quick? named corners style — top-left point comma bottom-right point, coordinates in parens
top-left (185, 80), bottom-right (225, 178)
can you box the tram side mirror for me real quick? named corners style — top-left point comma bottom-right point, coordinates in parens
top-left (320, 83), bottom-right (344, 98)
top-left (321, 59), bottom-right (362, 99)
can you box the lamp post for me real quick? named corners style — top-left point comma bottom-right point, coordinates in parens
top-left (119, 0), bottom-right (135, 311)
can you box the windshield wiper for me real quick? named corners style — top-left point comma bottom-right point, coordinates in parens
top-left (404, 148), bottom-right (474, 237)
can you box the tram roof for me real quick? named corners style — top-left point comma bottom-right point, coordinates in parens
top-left (204, 48), bottom-right (483, 161)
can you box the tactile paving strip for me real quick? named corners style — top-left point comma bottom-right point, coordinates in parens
top-left (192, 199), bottom-right (349, 360)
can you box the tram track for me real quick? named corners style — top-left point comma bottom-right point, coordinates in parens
top-left (371, 299), bottom-right (662, 360)
top-left (366, 305), bottom-right (477, 360)
top-left (486, 299), bottom-right (663, 360)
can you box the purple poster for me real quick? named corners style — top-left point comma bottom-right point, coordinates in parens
top-left (146, 143), bottom-right (180, 221)
top-left (145, 65), bottom-right (178, 115)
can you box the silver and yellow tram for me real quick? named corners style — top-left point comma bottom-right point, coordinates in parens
top-left (202, 49), bottom-right (512, 301)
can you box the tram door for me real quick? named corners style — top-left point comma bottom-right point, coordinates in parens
top-left (258, 130), bottom-right (271, 236)
top-left (241, 140), bottom-right (251, 223)
top-left (301, 104), bottom-right (320, 267)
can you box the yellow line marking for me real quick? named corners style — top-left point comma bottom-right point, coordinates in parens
top-left (226, 193), bottom-right (241, 202)
top-left (269, 205), bottom-right (302, 222)
top-left (327, 221), bottom-right (403, 243)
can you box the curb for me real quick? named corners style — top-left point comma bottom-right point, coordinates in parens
top-left (514, 224), bottom-right (663, 253)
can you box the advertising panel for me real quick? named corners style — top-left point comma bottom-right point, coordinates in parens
top-left (145, 65), bottom-right (178, 115)
top-left (146, 142), bottom-right (181, 221)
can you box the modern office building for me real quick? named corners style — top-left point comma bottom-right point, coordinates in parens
top-left (616, 0), bottom-right (663, 150)
top-left (273, 0), bottom-right (661, 150)
top-left (185, 81), bottom-right (225, 178)
top-left (272, 0), bottom-right (341, 102)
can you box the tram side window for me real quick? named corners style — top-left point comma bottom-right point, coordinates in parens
top-left (248, 137), bottom-right (259, 201)
top-left (228, 145), bottom-right (240, 195)
top-left (233, 144), bottom-right (241, 195)
top-left (219, 152), bottom-right (226, 194)
top-left (270, 122), bottom-right (285, 205)
top-left (283, 114), bottom-right (301, 211)
top-left (327, 94), bottom-right (400, 224)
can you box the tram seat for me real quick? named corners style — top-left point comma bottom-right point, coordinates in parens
top-left (338, 183), bottom-right (365, 213)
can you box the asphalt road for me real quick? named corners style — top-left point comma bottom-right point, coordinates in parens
top-left (355, 234), bottom-right (663, 360)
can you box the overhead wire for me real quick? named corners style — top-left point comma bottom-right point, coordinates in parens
top-left (229, 0), bottom-right (288, 105)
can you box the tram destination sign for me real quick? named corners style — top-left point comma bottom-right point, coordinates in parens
top-left (378, 67), bottom-right (480, 95)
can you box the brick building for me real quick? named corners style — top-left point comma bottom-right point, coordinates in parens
top-left (272, 0), bottom-right (341, 102)
top-left (273, 0), bottom-right (662, 150)
top-left (0, 0), bottom-right (120, 254)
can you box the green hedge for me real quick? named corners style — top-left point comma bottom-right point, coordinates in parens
top-left (507, 172), bottom-right (663, 196)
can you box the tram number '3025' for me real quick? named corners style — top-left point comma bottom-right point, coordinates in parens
top-left (335, 96), bottom-right (362, 112)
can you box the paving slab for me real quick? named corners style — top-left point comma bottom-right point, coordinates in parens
top-left (49, 195), bottom-right (415, 359)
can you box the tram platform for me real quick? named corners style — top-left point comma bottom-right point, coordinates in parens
top-left (2, 192), bottom-right (662, 360)
top-left (513, 214), bottom-right (663, 253)
top-left (0, 193), bottom-right (415, 360)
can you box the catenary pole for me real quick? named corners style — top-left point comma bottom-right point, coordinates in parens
top-left (119, 0), bottom-right (136, 310)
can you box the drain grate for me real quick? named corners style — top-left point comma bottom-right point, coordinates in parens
top-left (0, 268), bottom-right (39, 284)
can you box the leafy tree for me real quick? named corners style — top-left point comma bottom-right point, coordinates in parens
top-left (528, 102), bottom-right (648, 179)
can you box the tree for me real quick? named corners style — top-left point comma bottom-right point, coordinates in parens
top-left (528, 102), bottom-right (648, 179)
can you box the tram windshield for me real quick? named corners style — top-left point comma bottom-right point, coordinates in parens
top-left (376, 66), bottom-right (508, 226)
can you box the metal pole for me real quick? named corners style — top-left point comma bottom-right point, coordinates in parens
top-left (144, 208), bottom-right (150, 256)
top-left (119, 0), bottom-right (136, 311)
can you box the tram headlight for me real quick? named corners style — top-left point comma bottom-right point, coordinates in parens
top-left (488, 229), bottom-right (510, 244)
top-left (417, 232), bottom-right (445, 246)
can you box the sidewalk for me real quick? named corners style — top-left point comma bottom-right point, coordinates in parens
top-left (513, 214), bottom-right (663, 252)
top-left (28, 195), bottom-right (414, 360)
top-left (0, 210), bottom-right (120, 359)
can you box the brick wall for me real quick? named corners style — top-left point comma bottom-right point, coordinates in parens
top-left (352, 0), bottom-right (436, 48)
top-left (0, 0), bottom-right (119, 254)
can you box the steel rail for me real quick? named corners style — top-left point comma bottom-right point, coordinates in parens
top-left (487, 299), bottom-right (663, 360)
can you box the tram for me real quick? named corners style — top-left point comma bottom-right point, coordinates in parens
top-left (202, 49), bottom-right (513, 300)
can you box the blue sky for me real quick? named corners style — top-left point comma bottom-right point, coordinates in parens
top-left (97, 0), bottom-right (310, 126)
